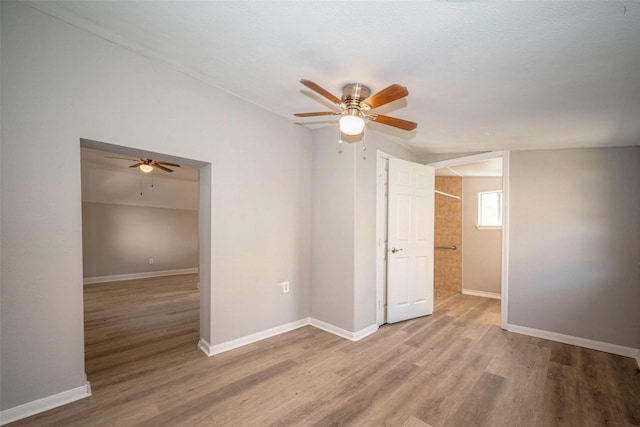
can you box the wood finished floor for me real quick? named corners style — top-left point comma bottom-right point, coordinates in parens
top-left (12, 274), bottom-right (640, 426)
top-left (433, 289), bottom-right (458, 307)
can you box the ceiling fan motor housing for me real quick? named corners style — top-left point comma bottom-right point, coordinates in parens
top-left (342, 83), bottom-right (371, 111)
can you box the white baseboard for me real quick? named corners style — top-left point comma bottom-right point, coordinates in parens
top-left (506, 324), bottom-right (639, 359)
top-left (197, 318), bottom-right (310, 356)
top-left (83, 268), bottom-right (198, 284)
top-left (198, 318), bottom-right (379, 357)
top-left (0, 382), bottom-right (91, 426)
top-left (462, 289), bottom-right (501, 300)
top-left (310, 318), bottom-right (378, 342)
top-left (352, 323), bottom-right (379, 341)
top-left (198, 338), bottom-right (213, 356)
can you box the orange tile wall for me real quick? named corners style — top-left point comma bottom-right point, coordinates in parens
top-left (434, 176), bottom-right (462, 292)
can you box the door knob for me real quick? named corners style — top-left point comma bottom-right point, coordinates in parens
top-left (391, 247), bottom-right (403, 253)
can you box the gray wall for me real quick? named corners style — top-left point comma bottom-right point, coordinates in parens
top-left (0, 4), bottom-right (3, 406)
top-left (2, 0), bottom-right (639, 416)
top-left (509, 147), bottom-right (640, 348)
top-left (311, 128), bottom-right (356, 331)
top-left (462, 177), bottom-right (502, 294)
top-left (310, 127), bottom-right (415, 333)
top-left (82, 202), bottom-right (198, 277)
top-left (1, 2), bottom-right (311, 410)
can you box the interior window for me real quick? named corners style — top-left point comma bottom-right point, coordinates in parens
top-left (478, 190), bottom-right (502, 228)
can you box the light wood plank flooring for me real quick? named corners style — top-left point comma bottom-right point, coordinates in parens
top-left (11, 275), bottom-right (640, 426)
top-left (434, 289), bottom-right (458, 306)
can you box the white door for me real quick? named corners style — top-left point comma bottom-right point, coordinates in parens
top-left (387, 157), bottom-right (435, 323)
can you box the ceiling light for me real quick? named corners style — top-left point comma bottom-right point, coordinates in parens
top-left (139, 164), bottom-right (153, 173)
top-left (339, 110), bottom-right (365, 136)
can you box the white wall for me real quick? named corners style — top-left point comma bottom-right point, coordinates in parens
top-left (509, 147), bottom-right (640, 348)
top-left (462, 177), bottom-right (502, 295)
top-left (1, 2), bottom-right (311, 411)
top-left (82, 202), bottom-right (198, 277)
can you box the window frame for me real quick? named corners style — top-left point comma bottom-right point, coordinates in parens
top-left (477, 190), bottom-right (503, 229)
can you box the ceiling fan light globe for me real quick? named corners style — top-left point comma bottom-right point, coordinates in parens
top-left (139, 164), bottom-right (154, 173)
top-left (339, 115), bottom-right (365, 136)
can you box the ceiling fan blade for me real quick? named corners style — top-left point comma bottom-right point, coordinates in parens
top-left (105, 156), bottom-right (137, 161)
top-left (299, 79), bottom-right (344, 107)
top-left (153, 161), bottom-right (181, 167)
top-left (368, 114), bottom-right (417, 131)
top-left (362, 84), bottom-right (409, 110)
top-left (129, 163), bottom-right (143, 168)
top-left (294, 112), bottom-right (341, 117)
top-left (153, 164), bottom-right (174, 173)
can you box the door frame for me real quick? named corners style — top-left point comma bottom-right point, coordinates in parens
top-left (79, 138), bottom-right (213, 348)
top-left (428, 151), bottom-right (510, 329)
top-left (375, 150), bottom-right (393, 325)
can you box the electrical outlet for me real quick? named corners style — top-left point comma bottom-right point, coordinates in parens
top-left (149, 258), bottom-right (154, 265)
top-left (280, 281), bottom-right (290, 293)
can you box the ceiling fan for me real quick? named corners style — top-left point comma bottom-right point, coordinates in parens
top-left (294, 79), bottom-right (417, 136)
top-left (105, 156), bottom-right (181, 173)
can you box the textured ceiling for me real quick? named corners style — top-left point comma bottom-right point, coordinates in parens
top-left (32, 1), bottom-right (640, 154)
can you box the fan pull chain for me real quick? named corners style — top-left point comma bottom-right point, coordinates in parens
top-left (362, 128), bottom-right (367, 160)
top-left (337, 128), bottom-right (343, 154)
top-left (139, 174), bottom-right (143, 197)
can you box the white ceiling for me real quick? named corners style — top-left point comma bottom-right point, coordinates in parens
top-left (32, 1), bottom-right (640, 154)
top-left (435, 158), bottom-right (502, 177)
top-left (81, 147), bottom-right (199, 210)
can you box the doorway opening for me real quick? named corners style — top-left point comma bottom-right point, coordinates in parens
top-left (79, 138), bottom-right (210, 390)
top-left (430, 151), bottom-right (509, 329)
top-left (376, 151), bottom-right (509, 329)
top-left (432, 158), bottom-right (503, 308)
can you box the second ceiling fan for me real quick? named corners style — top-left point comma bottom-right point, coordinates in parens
top-left (105, 156), bottom-right (181, 173)
top-left (294, 79), bottom-right (417, 136)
